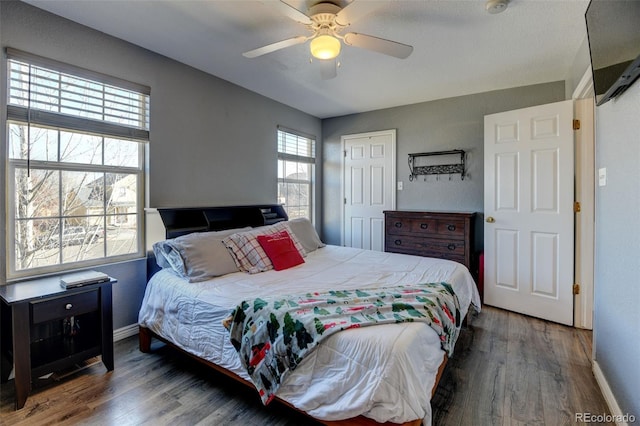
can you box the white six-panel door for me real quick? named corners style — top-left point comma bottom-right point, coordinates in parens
top-left (342, 130), bottom-right (396, 251)
top-left (484, 100), bottom-right (574, 325)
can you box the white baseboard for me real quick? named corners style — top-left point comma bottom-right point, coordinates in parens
top-left (113, 323), bottom-right (139, 342)
top-left (593, 360), bottom-right (631, 426)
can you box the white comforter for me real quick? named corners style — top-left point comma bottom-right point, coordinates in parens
top-left (138, 245), bottom-right (481, 425)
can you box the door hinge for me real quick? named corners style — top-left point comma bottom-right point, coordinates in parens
top-left (573, 119), bottom-right (581, 130)
top-left (344, 150), bottom-right (347, 157)
top-left (574, 201), bottom-right (581, 213)
top-left (573, 284), bottom-right (580, 295)
top-left (344, 198), bottom-right (347, 204)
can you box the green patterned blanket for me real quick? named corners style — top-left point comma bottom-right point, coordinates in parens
top-left (224, 282), bottom-right (461, 404)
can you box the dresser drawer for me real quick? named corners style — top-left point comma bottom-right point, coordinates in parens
top-left (386, 217), bottom-right (437, 236)
top-left (409, 219), bottom-right (438, 234)
top-left (385, 216), bottom-right (466, 238)
top-left (386, 235), bottom-right (466, 257)
top-left (31, 290), bottom-right (99, 324)
top-left (435, 220), bottom-right (465, 237)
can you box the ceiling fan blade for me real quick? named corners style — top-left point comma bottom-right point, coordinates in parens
top-left (343, 32), bottom-right (413, 59)
top-left (335, 1), bottom-right (385, 26)
top-left (273, 0), bottom-right (312, 25)
top-left (319, 59), bottom-right (337, 80)
top-left (243, 36), bottom-right (308, 58)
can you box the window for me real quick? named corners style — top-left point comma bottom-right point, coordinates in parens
top-left (6, 49), bottom-right (149, 278)
top-left (277, 127), bottom-right (315, 221)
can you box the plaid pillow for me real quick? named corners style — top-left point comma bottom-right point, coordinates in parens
top-left (223, 222), bottom-right (306, 274)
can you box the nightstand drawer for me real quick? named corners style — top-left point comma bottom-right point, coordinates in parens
top-left (31, 290), bottom-right (99, 324)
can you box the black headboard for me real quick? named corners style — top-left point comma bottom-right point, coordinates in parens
top-left (156, 204), bottom-right (288, 239)
top-left (147, 204), bottom-right (288, 280)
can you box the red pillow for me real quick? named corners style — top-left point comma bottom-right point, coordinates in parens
top-left (256, 230), bottom-right (305, 271)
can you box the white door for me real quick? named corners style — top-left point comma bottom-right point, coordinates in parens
top-left (484, 100), bottom-right (574, 325)
top-left (342, 130), bottom-right (396, 251)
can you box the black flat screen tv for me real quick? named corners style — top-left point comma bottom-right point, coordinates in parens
top-left (585, 0), bottom-right (640, 106)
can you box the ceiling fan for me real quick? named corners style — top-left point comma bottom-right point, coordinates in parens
top-left (243, 0), bottom-right (413, 78)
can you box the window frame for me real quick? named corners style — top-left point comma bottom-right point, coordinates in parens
top-left (5, 49), bottom-right (149, 280)
top-left (277, 126), bottom-right (316, 222)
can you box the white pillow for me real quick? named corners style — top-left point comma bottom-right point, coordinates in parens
top-left (287, 217), bottom-right (325, 253)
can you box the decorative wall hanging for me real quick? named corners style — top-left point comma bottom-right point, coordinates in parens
top-left (408, 149), bottom-right (466, 181)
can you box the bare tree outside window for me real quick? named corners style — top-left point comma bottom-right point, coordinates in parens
top-left (10, 124), bottom-right (142, 273)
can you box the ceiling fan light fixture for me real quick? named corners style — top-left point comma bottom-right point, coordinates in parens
top-left (310, 34), bottom-right (341, 60)
top-left (485, 0), bottom-right (509, 14)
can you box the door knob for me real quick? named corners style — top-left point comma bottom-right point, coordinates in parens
top-left (486, 216), bottom-right (495, 223)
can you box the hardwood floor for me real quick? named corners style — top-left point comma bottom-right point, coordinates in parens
top-left (431, 307), bottom-right (611, 425)
top-left (1, 306), bottom-right (612, 425)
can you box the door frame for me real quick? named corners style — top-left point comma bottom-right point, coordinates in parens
top-left (572, 67), bottom-right (596, 330)
top-left (340, 129), bottom-right (396, 246)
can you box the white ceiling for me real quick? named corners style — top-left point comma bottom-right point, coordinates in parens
top-left (24, 0), bottom-right (591, 119)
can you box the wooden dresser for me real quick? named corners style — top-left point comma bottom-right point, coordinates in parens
top-left (384, 210), bottom-right (476, 273)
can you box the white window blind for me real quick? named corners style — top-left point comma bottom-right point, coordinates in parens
top-left (7, 48), bottom-right (149, 140)
top-left (277, 127), bottom-right (316, 220)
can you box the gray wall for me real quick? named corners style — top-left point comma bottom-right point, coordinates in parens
top-left (593, 82), bottom-right (640, 419)
top-left (144, 47), bottom-right (322, 210)
top-left (93, 259), bottom-right (147, 329)
top-left (321, 82), bottom-right (566, 247)
top-left (0, 1), bottom-right (321, 328)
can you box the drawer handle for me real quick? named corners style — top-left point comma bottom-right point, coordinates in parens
top-left (447, 224), bottom-right (456, 232)
top-left (420, 223), bottom-right (428, 229)
top-left (65, 303), bottom-right (73, 310)
top-left (394, 239), bottom-right (402, 245)
top-left (447, 244), bottom-right (456, 251)
top-left (394, 222), bottom-right (402, 228)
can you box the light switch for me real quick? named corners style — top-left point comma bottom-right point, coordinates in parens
top-left (598, 168), bottom-right (607, 187)
top-left (397, 181), bottom-right (403, 191)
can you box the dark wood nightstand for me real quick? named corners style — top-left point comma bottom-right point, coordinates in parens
top-left (0, 275), bottom-right (115, 410)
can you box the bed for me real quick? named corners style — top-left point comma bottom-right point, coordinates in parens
top-left (138, 205), bottom-right (481, 426)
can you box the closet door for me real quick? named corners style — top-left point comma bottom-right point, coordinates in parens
top-left (342, 129), bottom-right (396, 251)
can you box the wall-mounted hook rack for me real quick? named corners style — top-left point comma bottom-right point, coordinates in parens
top-left (408, 149), bottom-right (466, 181)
